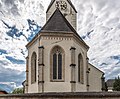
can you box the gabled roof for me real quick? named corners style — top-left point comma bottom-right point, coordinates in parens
top-left (41, 8), bottom-right (89, 49)
top-left (27, 9), bottom-right (89, 49)
top-left (41, 8), bottom-right (76, 33)
top-left (46, 0), bottom-right (77, 13)
top-left (0, 89), bottom-right (8, 94)
top-left (89, 63), bottom-right (104, 74)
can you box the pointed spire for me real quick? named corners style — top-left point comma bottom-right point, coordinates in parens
top-left (41, 8), bottom-right (76, 33)
top-left (41, 8), bottom-right (89, 49)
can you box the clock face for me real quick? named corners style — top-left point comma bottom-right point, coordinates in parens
top-left (55, 1), bottom-right (67, 10)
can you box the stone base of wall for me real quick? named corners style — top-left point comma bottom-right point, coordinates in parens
top-left (0, 92), bottom-right (120, 99)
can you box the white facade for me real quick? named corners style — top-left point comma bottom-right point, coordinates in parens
top-left (89, 63), bottom-right (104, 92)
top-left (25, 0), bottom-right (105, 93)
top-left (26, 33), bottom-right (89, 93)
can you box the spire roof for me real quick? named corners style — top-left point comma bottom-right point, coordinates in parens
top-left (26, 8), bottom-right (89, 49)
top-left (41, 8), bottom-right (76, 33)
top-left (40, 9), bottom-right (88, 48)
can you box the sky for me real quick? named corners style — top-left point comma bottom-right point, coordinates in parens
top-left (0, 0), bottom-right (120, 92)
top-left (73, 0), bottom-right (120, 79)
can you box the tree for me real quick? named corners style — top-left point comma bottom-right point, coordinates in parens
top-left (104, 82), bottom-right (108, 91)
top-left (12, 87), bottom-right (23, 94)
top-left (113, 76), bottom-right (120, 91)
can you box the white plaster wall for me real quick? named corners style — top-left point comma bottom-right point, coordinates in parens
top-left (38, 34), bottom-right (88, 92)
top-left (40, 36), bottom-right (73, 92)
top-left (27, 39), bottom-right (39, 93)
top-left (44, 82), bottom-right (71, 92)
top-left (73, 40), bottom-right (88, 92)
top-left (27, 34), bottom-right (104, 93)
top-left (89, 63), bottom-right (103, 92)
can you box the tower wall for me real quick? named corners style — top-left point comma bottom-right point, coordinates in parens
top-left (46, 0), bottom-right (77, 30)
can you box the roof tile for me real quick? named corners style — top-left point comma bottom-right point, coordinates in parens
top-left (41, 8), bottom-right (76, 33)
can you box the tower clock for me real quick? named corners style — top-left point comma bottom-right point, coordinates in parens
top-left (55, 1), bottom-right (67, 10)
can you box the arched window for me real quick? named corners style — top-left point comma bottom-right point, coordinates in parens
top-left (51, 46), bottom-right (64, 81)
top-left (31, 52), bottom-right (37, 84)
top-left (78, 53), bottom-right (84, 84)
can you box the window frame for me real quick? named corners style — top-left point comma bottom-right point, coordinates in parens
top-left (31, 52), bottom-right (37, 84)
top-left (78, 53), bottom-right (84, 84)
top-left (50, 46), bottom-right (65, 82)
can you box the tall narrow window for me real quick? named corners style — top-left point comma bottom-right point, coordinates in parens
top-left (78, 54), bottom-right (80, 82)
top-left (58, 53), bottom-right (62, 79)
top-left (78, 53), bottom-right (84, 84)
top-left (51, 46), bottom-right (64, 81)
top-left (53, 53), bottom-right (57, 79)
top-left (31, 52), bottom-right (37, 84)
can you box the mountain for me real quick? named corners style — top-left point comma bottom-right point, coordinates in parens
top-left (0, 0), bottom-right (120, 92)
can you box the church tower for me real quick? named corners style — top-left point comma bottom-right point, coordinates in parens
top-left (25, 0), bottom-right (104, 93)
top-left (46, 0), bottom-right (77, 30)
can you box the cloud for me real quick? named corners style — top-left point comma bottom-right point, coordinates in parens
top-left (0, 0), bottom-right (44, 92)
top-left (18, 0), bottom-right (24, 3)
top-left (0, 65), bottom-right (25, 83)
top-left (1, 0), bottom-right (20, 16)
top-left (10, 4), bottom-right (20, 16)
top-left (0, 65), bottom-right (25, 92)
top-left (71, 0), bottom-right (120, 79)
top-left (2, 0), bottom-right (15, 7)
top-left (106, 66), bottom-right (120, 79)
top-left (6, 56), bottom-right (25, 64)
top-left (0, 2), bottom-right (2, 8)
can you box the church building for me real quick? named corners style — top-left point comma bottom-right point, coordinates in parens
top-left (25, 0), bottom-right (105, 93)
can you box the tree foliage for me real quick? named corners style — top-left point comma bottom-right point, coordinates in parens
top-left (104, 82), bottom-right (108, 91)
top-left (12, 87), bottom-right (23, 94)
top-left (113, 76), bottom-right (120, 91)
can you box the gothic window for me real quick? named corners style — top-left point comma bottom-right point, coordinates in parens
top-left (53, 53), bottom-right (57, 79)
top-left (31, 52), bottom-right (37, 84)
top-left (78, 53), bottom-right (84, 84)
top-left (51, 46), bottom-right (64, 81)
